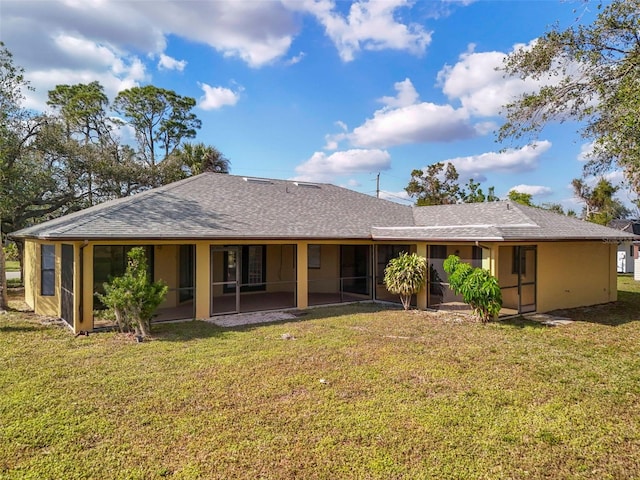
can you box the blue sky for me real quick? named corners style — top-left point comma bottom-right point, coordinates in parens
top-left (1, 0), bottom-right (630, 212)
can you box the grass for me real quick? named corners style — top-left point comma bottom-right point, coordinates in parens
top-left (4, 261), bottom-right (19, 272)
top-left (1, 279), bottom-right (640, 479)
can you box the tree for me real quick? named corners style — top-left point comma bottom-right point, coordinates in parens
top-left (461, 178), bottom-right (499, 203)
top-left (1, 46), bottom-right (95, 284)
top-left (540, 202), bottom-right (570, 216)
top-left (0, 237), bottom-right (6, 311)
top-left (443, 255), bottom-right (502, 323)
top-left (499, 0), bottom-right (640, 206)
top-left (572, 177), bottom-right (630, 224)
top-left (113, 86), bottom-right (201, 170)
top-left (0, 42), bottom-right (28, 312)
top-left (47, 81), bottom-right (113, 142)
top-left (383, 252), bottom-right (427, 310)
top-left (406, 163), bottom-right (498, 205)
top-left (96, 247), bottom-right (168, 338)
top-left (507, 190), bottom-right (534, 207)
top-left (405, 162), bottom-right (462, 205)
top-left (1, 42), bottom-right (38, 310)
top-left (47, 82), bottom-right (122, 206)
top-left (173, 142), bottom-right (231, 176)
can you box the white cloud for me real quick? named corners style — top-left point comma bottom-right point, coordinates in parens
top-left (1, 0), bottom-right (297, 107)
top-left (378, 78), bottom-right (419, 108)
top-left (139, 1), bottom-right (297, 68)
top-left (158, 53), bottom-right (187, 71)
top-left (290, 0), bottom-right (432, 62)
top-left (350, 101), bottom-right (476, 148)
top-left (509, 184), bottom-right (553, 197)
top-left (285, 51), bottom-right (306, 66)
top-left (24, 62), bottom-right (147, 112)
top-left (324, 121), bottom-right (349, 150)
top-left (437, 41), bottom-right (559, 117)
top-left (335, 120), bottom-right (348, 131)
top-left (446, 141), bottom-right (552, 180)
top-left (53, 34), bottom-right (123, 70)
top-left (379, 190), bottom-right (412, 204)
top-left (323, 78), bottom-right (478, 150)
top-left (294, 149), bottom-right (391, 182)
top-left (577, 141), bottom-right (595, 162)
top-left (198, 83), bottom-right (242, 110)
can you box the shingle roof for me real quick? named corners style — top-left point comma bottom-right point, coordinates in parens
top-left (372, 202), bottom-right (638, 242)
top-left (11, 173), bottom-right (638, 242)
top-left (10, 173), bottom-right (414, 240)
top-left (608, 219), bottom-right (640, 236)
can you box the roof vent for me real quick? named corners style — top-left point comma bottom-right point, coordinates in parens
top-left (243, 177), bottom-right (273, 185)
top-left (294, 181), bottom-right (321, 189)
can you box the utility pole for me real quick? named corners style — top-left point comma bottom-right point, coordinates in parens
top-left (376, 172), bottom-right (380, 199)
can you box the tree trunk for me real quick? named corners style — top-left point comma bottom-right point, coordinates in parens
top-left (0, 241), bottom-right (8, 312)
top-left (16, 240), bottom-right (24, 284)
top-left (114, 308), bottom-right (125, 333)
top-left (136, 315), bottom-right (151, 338)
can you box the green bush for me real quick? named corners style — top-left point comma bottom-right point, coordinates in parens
top-left (3, 242), bottom-right (18, 262)
top-left (96, 247), bottom-right (168, 337)
top-left (384, 252), bottom-right (427, 310)
top-left (443, 255), bottom-right (502, 322)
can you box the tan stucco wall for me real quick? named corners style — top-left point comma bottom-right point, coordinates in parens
top-left (23, 240), bottom-right (61, 318)
top-left (266, 244), bottom-right (296, 292)
top-left (24, 237), bottom-right (618, 330)
top-left (23, 239), bottom-right (37, 310)
top-left (194, 243), bottom-right (211, 319)
top-left (536, 241), bottom-right (616, 312)
top-left (155, 245), bottom-right (179, 308)
top-left (307, 244), bottom-right (340, 293)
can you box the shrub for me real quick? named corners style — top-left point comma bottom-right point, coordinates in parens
top-left (96, 247), bottom-right (168, 337)
top-left (443, 255), bottom-right (502, 322)
top-left (384, 252), bottom-right (427, 310)
top-left (3, 242), bottom-right (19, 262)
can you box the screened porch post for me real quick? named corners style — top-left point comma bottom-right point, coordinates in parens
top-left (194, 243), bottom-right (211, 318)
top-left (416, 243), bottom-right (427, 310)
top-left (81, 244), bottom-right (94, 329)
top-left (297, 241), bottom-right (308, 309)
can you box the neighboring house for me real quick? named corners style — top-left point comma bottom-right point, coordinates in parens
top-left (10, 173), bottom-right (639, 333)
top-left (607, 219), bottom-right (640, 274)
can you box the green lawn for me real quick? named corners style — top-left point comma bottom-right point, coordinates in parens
top-left (4, 261), bottom-right (19, 272)
top-left (1, 278), bottom-right (640, 479)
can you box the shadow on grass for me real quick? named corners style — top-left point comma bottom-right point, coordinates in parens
top-left (0, 324), bottom-right (44, 333)
top-left (549, 290), bottom-right (640, 327)
top-left (294, 302), bottom-right (399, 321)
top-left (151, 320), bottom-right (228, 342)
top-left (206, 303), bottom-right (401, 334)
top-left (497, 317), bottom-right (548, 329)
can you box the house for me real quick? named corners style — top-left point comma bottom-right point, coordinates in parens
top-left (10, 172), bottom-right (639, 333)
top-left (607, 219), bottom-right (640, 275)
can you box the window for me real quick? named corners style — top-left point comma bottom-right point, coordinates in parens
top-left (224, 246), bottom-right (266, 292)
top-left (246, 246), bottom-right (264, 286)
top-left (512, 246), bottom-right (528, 276)
top-left (377, 245), bottom-right (410, 284)
top-left (430, 245), bottom-right (447, 260)
top-left (93, 245), bottom-right (153, 308)
top-left (429, 245), bottom-right (448, 293)
top-left (308, 245), bottom-right (321, 269)
top-left (472, 245), bottom-right (483, 268)
top-left (41, 244), bottom-right (55, 296)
